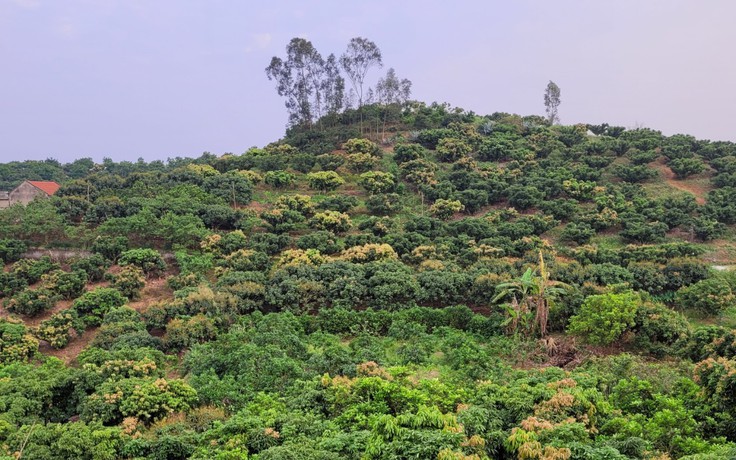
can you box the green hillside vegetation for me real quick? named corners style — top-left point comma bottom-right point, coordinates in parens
top-left (4, 94), bottom-right (736, 457)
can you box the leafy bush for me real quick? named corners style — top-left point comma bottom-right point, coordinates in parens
top-left (317, 195), bottom-right (359, 213)
top-left (70, 254), bottom-right (110, 282)
top-left (429, 199), bottom-right (464, 220)
top-left (0, 239), bottom-right (27, 264)
top-left (221, 249), bottom-right (271, 272)
top-left (107, 266), bottom-right (146, 299)
top-left (663, 257), bottom-right (710, 291)
top-left (507, 185), bottom-right (544, 210)
top-left (435, 137), bottom-right (472, 162)
top-left (264, 170), bottom-right (296, 188)
top-left (567, 291), bottom-right (641, 345)
top-left (628, 261), bottom-right (667, 295)
top-left (310, 211), bottom-right (352, 234)
top-left (633, 303), bottom-right (690, 357)
top-left (620, 218), bottom-right (668, 244)
top-left (669, 157), bottom-right (706, 179)
top-left (613, 164), bottom-right (658, 183)
top-left (5, 288), bottom-right (58, 316)
top-left (289, 153), bottom-right (316, 173)
top-left (393, 143), bottom-right (426, 164)
top-left (35, 309), bottom-right (85, 349)
top-left (344, 138), bottom-right (380, 156)
top-left (358, 171), bottom-right (395, 195)
top-left (560, 222), bottom-right (595, 245)
top-left (118, 248), bottom-right (167, 277)
top-left (307, 171), bottom-right (345, 192)
top-left (366, 193), bottom-right (403, 215)
top-left (261, 208), bottom-right (306, 233)
top-left (690, 216), bottom-right (725, 241)
top-left (41, 269), bottom-right (88, 300)
top-left (346, 153), bottom-right (376, 173)
top-left (164, 315), bottom-right (217, 349)
top-left (73, 287), bottom-right (127, 326)
top-left (315, 153), bottom-right (345, 171)
top-left (275, 194), bottom-right (315, 216)
top-left (11, 256), bottom-right (59, 284)
top-left (0, 272), bottom-right (27, 299)
top-left (0, 319), bottom-right (38, 364)
top-left (676, 278), bottom-right (734, 315)
top-left (83, 377), bottom-right (197, 425)
top-left (91, 235), bottom-right (129, 262)
top-left (296, 231), bottom-right (343, 255)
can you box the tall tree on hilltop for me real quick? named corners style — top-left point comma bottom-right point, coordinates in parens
top-left (544, 80), bottom-right (562, 125)
top-left (321, 54), bottom-right (345, 118)
top-left (376, 68), bottom-right (412, 106)
top-left (376, 68), bottom-right (412, 139)
top-left (265, 38), bottom-right (325, 128)
top-left (340, 37), bottom-right (383, 110)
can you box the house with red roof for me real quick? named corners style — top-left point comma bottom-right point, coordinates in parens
top-left (3, 180), bottom-right (61, 207)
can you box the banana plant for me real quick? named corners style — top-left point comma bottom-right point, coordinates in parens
top-left (492, 251), bottom-right (571, 336)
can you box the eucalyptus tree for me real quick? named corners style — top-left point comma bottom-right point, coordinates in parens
top-left (544, 80), bottom-right (561, 124)
top-left (376, 68), bottom-right (412, 137)
top-left (340, 37), bottom-right (383, 133)
top-left (339, 37), bottom-right (383, 109)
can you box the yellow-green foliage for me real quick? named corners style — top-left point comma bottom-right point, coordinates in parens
top-left (340, 243), bottom-right (398, 263)
top-left (0, 319), bottom-right (38, 364)
top-left (310, 211), bottom-right (352, 233)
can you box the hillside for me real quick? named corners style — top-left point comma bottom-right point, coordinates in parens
top-left (2, 103), bottom-right (736, 458)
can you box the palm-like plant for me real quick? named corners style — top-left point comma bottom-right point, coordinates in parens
top-left (492, 252), bottom-right (570, 336)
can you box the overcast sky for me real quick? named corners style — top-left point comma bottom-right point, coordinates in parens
top-left (1, 0), bottom-right (734, 163)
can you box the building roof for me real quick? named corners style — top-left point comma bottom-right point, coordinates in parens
top-left (0, 191), bottom-right (8, 200)
top-left (27, 181), bottom-right (61, 196)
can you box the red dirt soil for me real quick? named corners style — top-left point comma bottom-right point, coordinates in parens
top-left (650, 158), bottom-right (711, 205)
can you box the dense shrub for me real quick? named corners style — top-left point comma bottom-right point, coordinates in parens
top-left (676, 278), bottom-right (734, 315)
top-left (73, 287), bottom-right (128, 325)
top-left (0, 319), bottom-right (38, 363)
top-left (663, 258), bottom-right (710, 291)
top-left (5, 288), bottom-right (58, 316)
top-left (164, 315), bottom-right (217, 349)
top-left (107, 266), bottom-right (146, 299)
top-left (307, 171), bottom-right (345, 192)
top-left (35, 309), bottom-right (85, 349)
top-left (633, 303), bottom-right (690, 357)
top-left (346, 153), bottom-right (376, 173)
top-left (393, 143), bottom-right (426, 164)
top-left (118, 248), bottom-right (167, 277)
top-left (317, 195), bottom-right (359, 213)
top-left (71, 254), bottom-right (110, 282)
top-left (0, 239), bottom-right (27, 264)
top-left (41, 269), bottom-right (88, 300)
top-left (366, 193), bottom-right (403, 215)
top-left (11, 256), bottom-right (60, 284)
top-left (560, 222), bottom-right (596, 245)
top-left (669, 157), bottom-right (706, 178)
top-left (430, 199), bottom-right (464, 220)
top-left (507, 185), bottom-right (544, 210)
top-left (91, 235), bottom-right (129, 262)
top-left (0, 272), bottom-right (27, 298)
top-left (436, 137), bottom-right (472, 162)
top-left (263, 170), bottom-right (296, 188)
top-left (568, 291), bottom-right (641, 345)
top-left (344, 138), bottom-right (380, 156)
top-left (613, 164), bottom-right (658, 183)
top-left (315, 153), bottom-right (344, 171)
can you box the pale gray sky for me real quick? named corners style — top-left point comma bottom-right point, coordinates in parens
top-left (1, 0), bottom-right (734, 163)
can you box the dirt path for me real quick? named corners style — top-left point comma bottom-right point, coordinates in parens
top-left (651, 158), bottom-right (710, 205)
